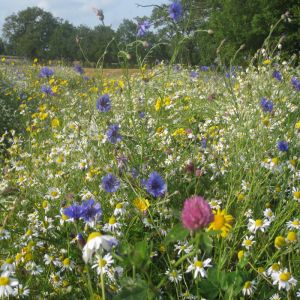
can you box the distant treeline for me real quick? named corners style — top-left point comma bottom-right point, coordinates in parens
top-left (0, 0), bottom-right (299, 67)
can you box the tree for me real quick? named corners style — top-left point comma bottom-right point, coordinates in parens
top-left (2, 7), bottom-right (59, 58)
top-left (48, 21), bottom-right (78, 61)
top-left (0, 38), bottom-right (5, 54)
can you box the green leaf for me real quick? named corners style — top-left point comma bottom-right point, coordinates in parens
top-left (164, 223), bottom-right (189, 245)
top-left (113, 278), bottom-right (151, 300)
top-left (130, 240), bottom-right (148, 268)
top-left (198, 279), bottom-right (219, 299)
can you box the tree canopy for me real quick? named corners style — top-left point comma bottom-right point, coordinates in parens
top-left (1, 1), bottom-right (299, 66)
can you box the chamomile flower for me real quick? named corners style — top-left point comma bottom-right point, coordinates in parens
top-left (103, 216), bottom-right (121, 233)
top-left (186, 257), bottom-right (212, 279)
top-left (270, 293), bottom-right (281, 300)
top-left (247, 218), bottom-right (270, 233)
top-left (287, 218), bottom-right (300, 230)
top-left (263, 208), bottom-right (275, 222)
top-left (174, 241), bottom-right (193, 256)
top-left (43, 254), bottom-right (60, 266)
top-left (13, 284), bottom-right (30, 298)
top-left (292, 187), bottom-right (300, 201)
top-left (242, 235), bottom-right (255, 250)
top-left (242, 280), bottom-right (256, 296)
top-left (267, 262), bottom-right (281, 277)
top-left (272, 269), bottom-right (297, 291)
top-left (165, 268), bottom-right (182, 284)
top-left (0, 271), bottom-right (19, 298)
top-left (113, 202), bottom-right (127, 216)
top-left (60, 258), bottom-right (75, 271)
top-left (82, 232), bottom-right (118, 263)
top-left (46, 187), bottom-right (61, 200)
top-left (92, 253), bottom-right (114, 275)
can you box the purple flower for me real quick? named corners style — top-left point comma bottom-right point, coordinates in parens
top-left (64, 204), bottom-right (84, 220)
top-left (291, 77), bottom-right (300, 91)
top-left (181, 196), bottom-right (213, 231)
top-left (201, 138), bottom-right (207, 148)
top-left (102, 174), bottom-right (120, 193)
top-left (139, 112), bottom-right (145, 118)
top-left (260, 97), bottom-right (273, 113)
top-left (41, 85), bottom-right (54, 96)
top-left (81, 199), bottom-right (102, 221)
top-left (169, 2), bottom-right (183, 22)
top-left (74, 65), bottom-right (84, 75)
top-left (277, 141), bottom-right (288, 152)
top-left (106, 124), bottom-right (122, 144)
top-left (146, 172), bottom-right (167, 198)
top-left (273, 70), bottom-right (282, 81)
top-left (190, 71), bottom-right (199, 79)
top-left (200, 66), bottom-right (209, 71)
top-left (96, 94), bottom-right (111, 112)
top-left (39, 67), bottom-right (54, 78)
top-left (137, 20), bottom-right (151, 37)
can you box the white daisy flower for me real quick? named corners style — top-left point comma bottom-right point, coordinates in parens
top-left (0, 271), bottom-right (19, 298)
top-left (272, 269), bottom-right (297, 291)
top-left (13, 284), bottom-right (30, 298)
top-left (242, 280), bottom-right (256, 296)
top-left (263, 208), bottom-right (275, 222)
top-left (287, 219), bottom-right (300, 230)
top-left (247, 218), bottom-right (270, 233)
top-left (92, 253), bottom-right (114, 275)
top-left (242, 235), bottom-right (255, 250)
top-left (0, 227), bottom-right (10, 240)
top-left (186, 257), bottom-right (212, 279)
top-left (165, 268), bottom-right (182, 284)
top-left (113, 202), bottom-right (127, 216)
top-left (292, 187), bottom-right (300, 202)
top-left (82, 232), bottom-right (118, 263)
top-left (174, 241), bottom-right (193, 256)
top-left (270, 293), bottom-right (281, 300)
top-left (267, 262), bottom-right (281, 276)
top-left (103, 216), bottom-right (121, 233)
top-left (46, 187), bottom-right (61, 200)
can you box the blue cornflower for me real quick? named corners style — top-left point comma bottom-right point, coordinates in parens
top-left (39, 67), bottom-right (54, 78)
top-left (102, 174), bottom-right (120, 193)
top-left (41, 85), bottom-right (54, 96)
top-left (106, 124), bottom-right (122, 144)
top-left (260, 97), bottom-right (273, 113)
top-left (200, 66), bottom-right (209, 71)
top-left (64, 204), bottom-right (84, 220)
top-left (96, 94), bottom-right (111, 112)
top-left (291, 77), bottom-right (300, 91)
top-left (201, 138), bottom-right (207, 148)
top-left (137, 20), bottom-right (151, 37)
top-left (139, 112), bottom-right (145, 118)
top-left (146, 172), bottom-right (167, 198)
top-left (81, 199), bottom-right (102, 221)
top-left (273, 70), bottom-right (282, 81)
top-left (277, 141), bottom-right (288, 152)
top-left (190, 71), bottom-right (199, 79)
top-left (74, 64), bottom-right (84, 75)
top-left (169, 2), bottom-right (183, 22)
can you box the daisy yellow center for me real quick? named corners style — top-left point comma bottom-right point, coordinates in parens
top-left (115, 203), bottom-right (123, 209)
top-left (287, 231), bottom-right (297, 241)
top-left (194, 261), bottom-right (203, 268)
top-left (87, 232), bottom-right (102, 242)
top-left (63, 258), bottom-right (70, 266)
top-left (293, 191), bottom-right (300, 199)
top-left (244, 281), bottom-right (251, 289)
top-left (109, 217), bottom-right (116, 225)
top-left (5, 258), bottom-right (13, 264)
top-left (99, 259), bottom-right (107, 267)
top-left (0, 276), bottom-right (10, 286)
top-left (214, 214), bottom-right (225, 229)
top-left (292, 220), bottom-right (299, 226)
top-left (244, 240), bottom-right (252, 246)
top-left (51, 191), bottom-right (58, 197)
top-left (255, 219), bottom-right (263, 227)
top-left (290, 159), bottom-right (296, 166)
top-left (279, 272), bottom-right (290, 282)
top-left (170, 270), bottom-right (177, 277)
top-left (271, 263), bottom-right (280, 271)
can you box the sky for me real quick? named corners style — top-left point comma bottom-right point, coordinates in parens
top-left (0, 0), bottom-right (169, 34)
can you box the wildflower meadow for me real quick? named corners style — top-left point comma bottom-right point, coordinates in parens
top-left (0, 2), bottom-right (300, 300)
